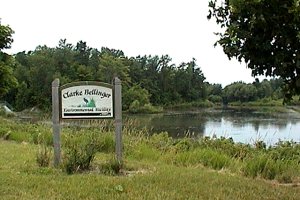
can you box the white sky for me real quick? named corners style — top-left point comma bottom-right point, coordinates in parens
top-left (0, 0), bottom-right (258, 87)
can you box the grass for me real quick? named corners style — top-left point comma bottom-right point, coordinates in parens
top-left (1, 117), bottom-right (300, 199)
top-left (1, 140), bottom-right (300, 200)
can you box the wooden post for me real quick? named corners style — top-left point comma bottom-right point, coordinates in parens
top-left (114, 77), bottom-right (122, 163)
top-left (52, 79), bottom-right (61, 167)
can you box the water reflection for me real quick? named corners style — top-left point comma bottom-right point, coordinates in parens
top-left (125, 108), bottom-right (300, 145)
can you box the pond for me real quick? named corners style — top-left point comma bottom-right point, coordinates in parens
top-left (125, 108), bottom-right (300, 146)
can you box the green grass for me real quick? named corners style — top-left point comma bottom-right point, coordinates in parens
top-left (1, 140), bottom-right (300, 200)
top-left (1, 117), bottom-right (300, 199)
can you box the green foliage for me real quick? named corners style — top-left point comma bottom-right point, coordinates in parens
top-left (197, 148), bottom-right (231, 170)
top-left (35, 131), bottom-right (52, 167)
top-left (223, 82), bottom-right (258, 103)
top-left (1, 117), bottom-right (300, 185)
top-left (241, 154), bottom-right (292, 180)
top-left (199, 136), bottom-right (251, 160)
top-left (36, 144), bottom-right (52, 167)
top-left (0, 107), bottom-right (5, 117)
top-left (8, 46), bottom-right (210, 111)
top-left (3, 140), bottom-right (300, 199)
top-left (0, 21), bottom-right (14, 50)
top-left (62, 132), bottom-right (100, 174)
top-left (97, 133), bottom-right (115, 153)
top-left (128, 101), bottom-right (162, 114)
top-left (123, 84), bottom-right (151, 110)
top-left (1, 35), bottom-right (287, 110)
top-left (128, 100), bottom-right (140, 114)
top-left (148, 132), bottom-right (173, 152)
top-left (98, 158), bottom-right (123, 175)
top-left (268, 140), bottom-right (300, 162)
top-left (0, 52), bottom-right (17, 98)
top-left (208, 95), bottom-right (223, 103)
top-left (208, 0), bottom-right (300, 101)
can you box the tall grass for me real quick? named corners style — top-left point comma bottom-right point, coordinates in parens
top-left (1, 116), bottom-right (300, 184)
top-left (2, 140), bottom-right (300, 200)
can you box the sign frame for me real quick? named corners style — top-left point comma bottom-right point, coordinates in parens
top-left (52, 78), bottom-right (122, 167)
top-left (60, 81), bottom-right (114, 120)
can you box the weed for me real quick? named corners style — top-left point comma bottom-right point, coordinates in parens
top-left (36, 144), bottom-right (52, 167)
top-left (36, 132), bottom-right (52, 167)
top-left (198, 148), bottom-right (231, 170)
top-left (99, 158), bottom-right (123, 175)
top-left (62, 132), bottom-right (99, 174)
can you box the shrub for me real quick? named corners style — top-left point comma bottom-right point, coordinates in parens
top-left (128, 100), bottom-right (140, 114)
top-left (62, 132), bottom-right (99, 174)
top-left (208, 95), bottom-right (222, 103)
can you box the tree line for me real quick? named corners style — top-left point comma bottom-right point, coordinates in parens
top-left (1, 0), bottom-right (299, 112)
top-left (1, 38), bottom-right (285, 112)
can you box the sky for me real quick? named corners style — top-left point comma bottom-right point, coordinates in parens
top-left (0, 0), bottom-right (258, 87)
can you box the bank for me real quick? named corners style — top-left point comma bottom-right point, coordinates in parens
top-left (0, 115), bottom-right (300, 199)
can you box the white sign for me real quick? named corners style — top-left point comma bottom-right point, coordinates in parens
top-left (61, 83), bottom-right (113, 119)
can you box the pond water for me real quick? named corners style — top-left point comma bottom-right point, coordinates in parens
top-left (125, 108), bottom-right (300, 146)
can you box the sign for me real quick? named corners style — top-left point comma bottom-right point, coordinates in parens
top-left (60, 82), bottom-right (113, 119)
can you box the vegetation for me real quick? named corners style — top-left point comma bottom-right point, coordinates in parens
top-left (1, 117), bottom-right (300, 180)
top-left (1, 38), bottom-right (290, 112)
top-left (208, 0), bottom-right (300, 101)
top-left (0, 20), bottom-right (17, 98)
top-left (2, 42), bottom-right (208, 111)
top-left (1, 19), bottom-right (297, 112)
top-left (0, 116), bottom-right (300, 199)
top-left (2, 140), bottom-right (300, 199)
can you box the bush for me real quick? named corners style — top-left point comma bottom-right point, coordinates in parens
top-left (128, 100), bottom-right (140, 114)
top-left (62, 132), bottom-right (99, 174)
top-left (208, 95), bottom-right (222, 103)
top-left (128, 101), bottom-right (162, 114)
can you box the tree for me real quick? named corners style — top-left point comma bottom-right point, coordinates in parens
top-left (123, 84), bottom-right (151, 110)
top-left (254, 79), bottom-right (273, 99)
top-left (0, 20), bottom-right (13, 49)
top-left (0, 21), bottom-right (17, 98)
top-left (208, 0), bottom-right (300, 101)
top-left (223, 82), bottom-right (258, 103)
